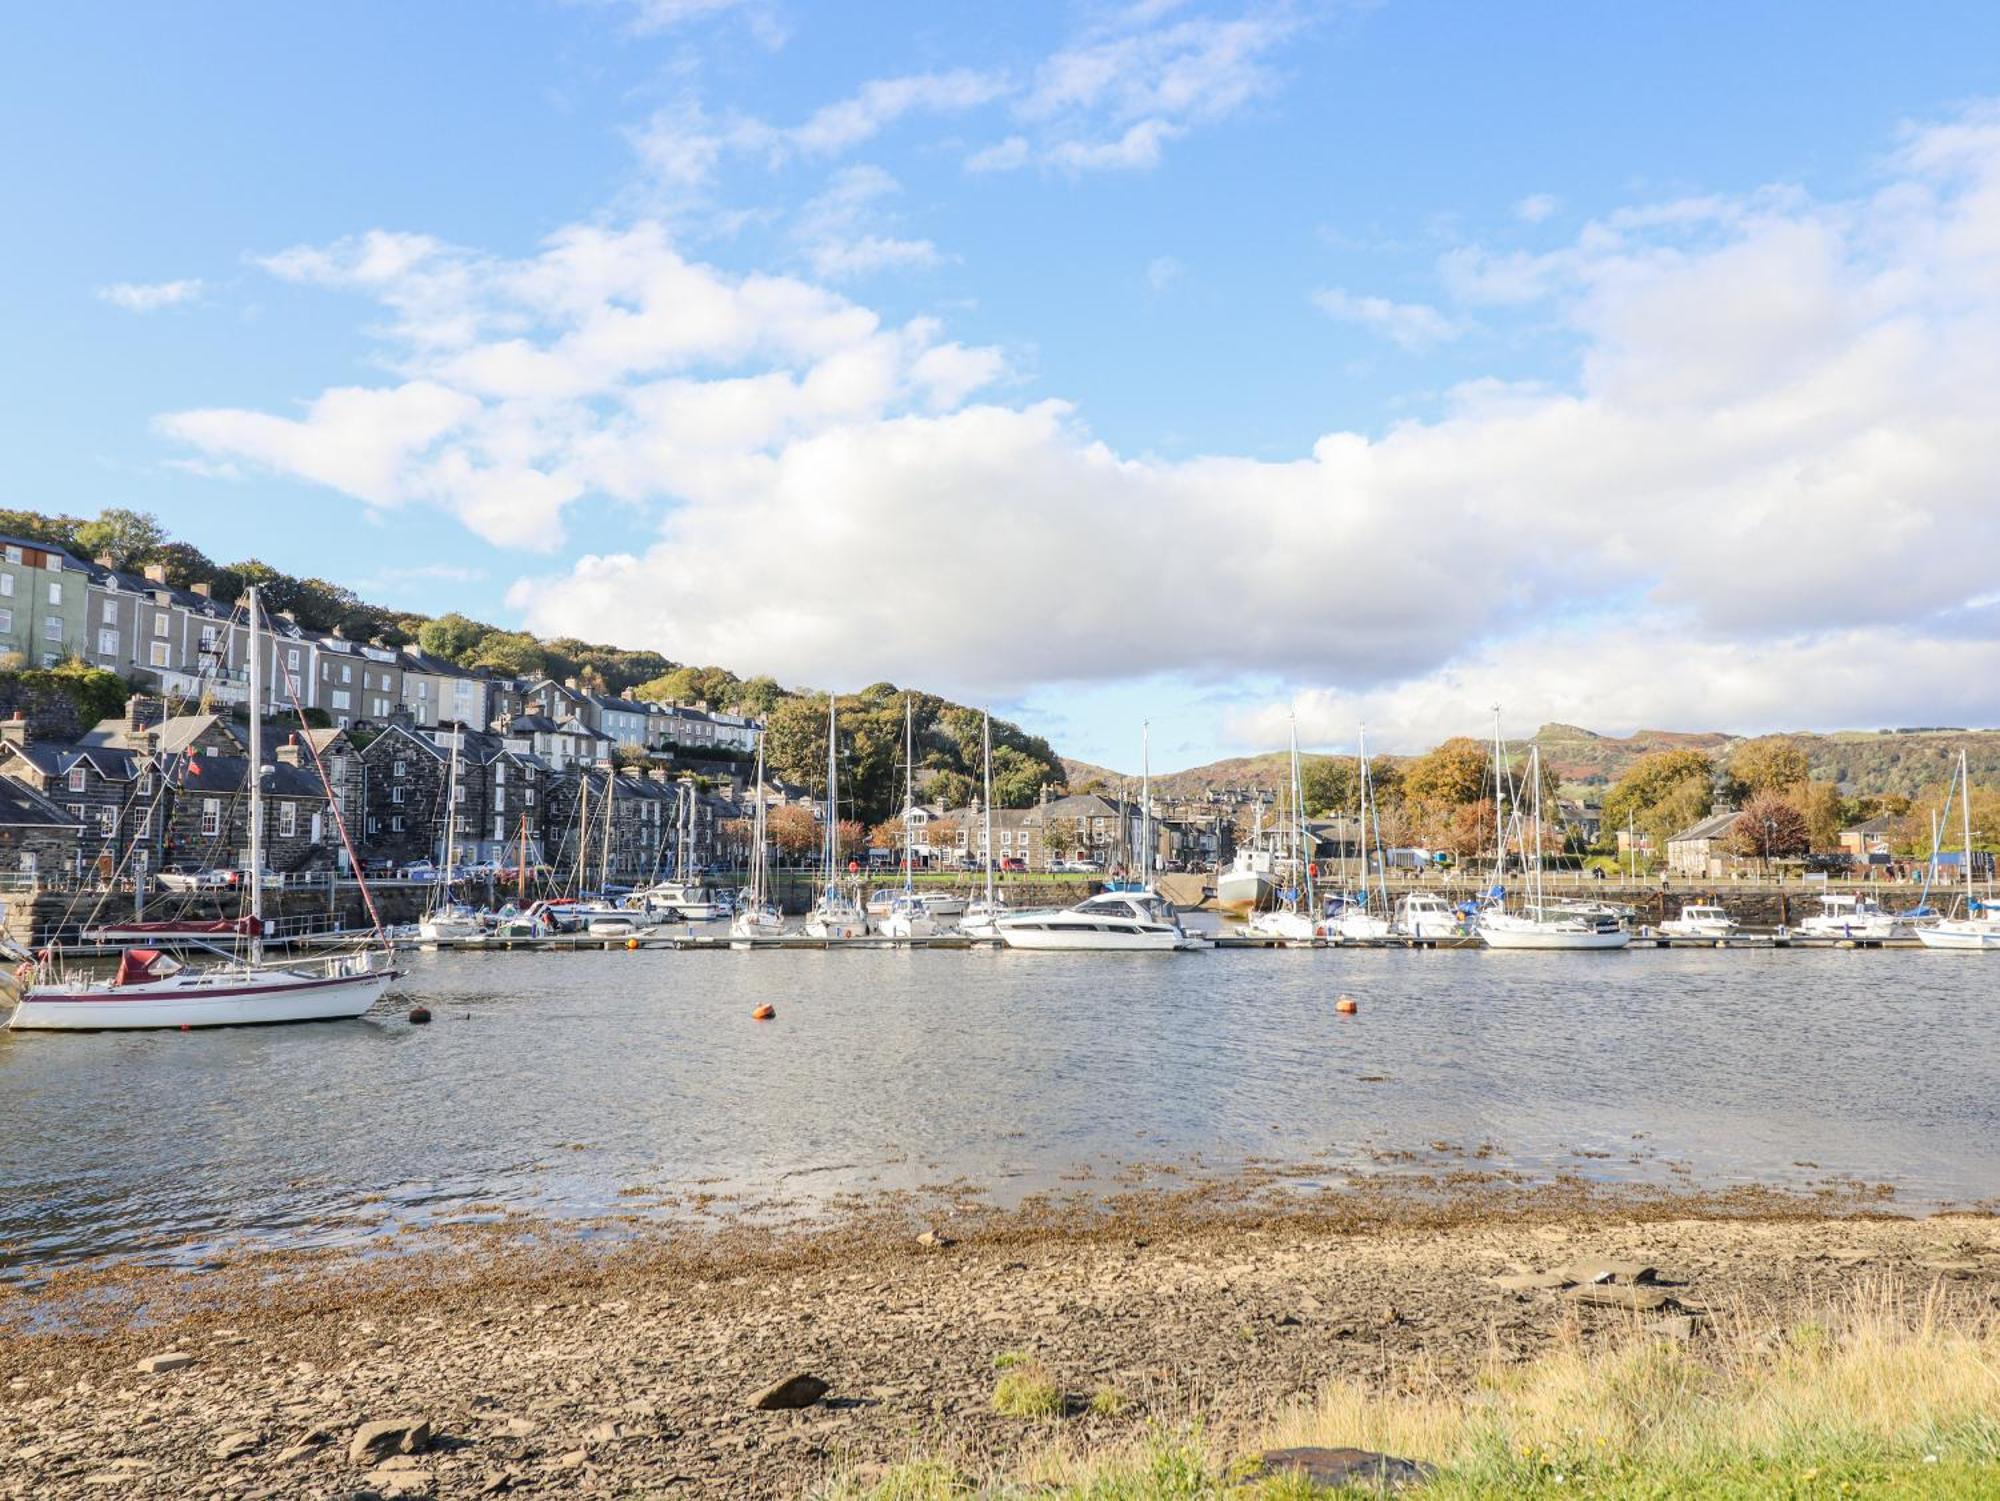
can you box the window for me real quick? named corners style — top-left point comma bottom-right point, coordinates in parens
top-left (390, 814), bottom-right (406, 834)
top-left (416, 681), bottom-right (429, 699)
top-left (329, 690), bottom-right (350, 711)
top-left (100, 599), bottom-right (116, 624)
top-left (149, 641), bottom-right (170, 668)
top-left (43, 617), bottom-right (62, 642)
top-left (278, 803), bottom-right (297, 838)
top-left (153, 613), bottom-right (168, 638)
top-left (524, 789), bottom-right (536, 807)
top-left (393, 758), bottom-right (407, 779)
top-left (198, 624), bottom-right (217, 652)
top-left (454, 783), bottom-right (466, 804)
top-left (453, 815), bottom-right (469, 835)
top-left (68, 803), bottom-right (84, 823)
top-left (391, 785), bottom-right (406, 805)
top-left (340, 664), bottom-right (352, 684)
top-left (139, 770), bottom-right (153, 796)
top-left (367, 817), bottom-right (379, 836)
top-left (97, 806), bottom-right (116, 836)
top-left (135, 807), bottom-right (151, 836)
top-left (494, 790), bottom-right (505, 812)
top-left (494, 763), bottom-right (506, 785)
top-left (45, 581), bottom-right (60, 606)
top-left (201, 799), bottom-right (221, 836)
top-left (97, 629), bottom-right (118, 656)
top-left (286, 648), bottom-right (300, 672)
top-left (0, 608), bottom-right (10, 635)
top-left (2, 547), bottom-right (18, 565)
top-left (67, 766), bottom-right (85, 792)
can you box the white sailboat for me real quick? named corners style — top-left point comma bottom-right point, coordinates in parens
top-left (997, 722), bottom-right (1204, 952)
top-left (804, 695), bottom-right (868, 940)
top-left (959, 710), bottom-right (1007, 938)
top-left (637, 781), bottom-right (721, 919)
top-left (879, 698), bottom-right (942, 939)
top-left (1478, 720), bottom-right (1630, 952)
top-left (1328, 726), bottom-right (1393, 940)
top-left (7, 587), bottom-right (400, 1030)
top-left (418, 726), bottom-right (482, 943)
top-left (1245, 715), bottom-right (1317, 941)
top-left (731, 736), bottom-right (786, 941)
top-left (1916, 749), bottom-right (2000, 950)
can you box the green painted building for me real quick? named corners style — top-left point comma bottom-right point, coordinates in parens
top-left (0, 534), bottom-right (90, 668)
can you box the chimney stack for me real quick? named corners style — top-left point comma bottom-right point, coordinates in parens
top-left (0, 715), bottom-right (26, 750)
top-left (191, 581), bottom-right (212, 598)
top-left (142, 563), bottom-right (167, 584)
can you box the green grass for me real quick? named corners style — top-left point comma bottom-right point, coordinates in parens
top-left (828, 1281), bottom-right (2000, 1498)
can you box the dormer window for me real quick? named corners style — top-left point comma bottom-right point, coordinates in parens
top-left (67, 766), bottom-right (86, 792)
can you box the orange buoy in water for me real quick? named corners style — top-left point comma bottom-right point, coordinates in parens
top-left (1334, 994), bottom-right (1359, 1015)
top-left (626, 938), bottom-right (641, 950)
top-left (752, 1003), bottom-right (777, 1021)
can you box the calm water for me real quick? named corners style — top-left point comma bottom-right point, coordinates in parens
top-left (3, 942), bottom-right (1997, 1277)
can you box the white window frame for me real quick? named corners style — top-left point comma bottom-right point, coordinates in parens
top-left (200, 798), bottom-right (221, 837)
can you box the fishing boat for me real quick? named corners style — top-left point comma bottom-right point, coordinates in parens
top-left (6, 587), bottom-right (400, 1030)
top-left (879, 700), bottom-right (945, 939)
top-left (1659, 903), bottom-right (1738, 938)
top-left (1477, 725), bottom-right (1631, 952)
top-left (804, 695), bottom-right (869, 940)
top-left (1916, 749), bottom-right (2000, 950)
top-left (417, 727), bottom-right (483, 943)
top-left (1216, 805), bottom-right (1280, 915)
top-left (997, 723), bottom-right (1204, 952)
top-left (730, 738), bottom-right (786, 941)
top-left (959, 711), bottom-right (1008, 938)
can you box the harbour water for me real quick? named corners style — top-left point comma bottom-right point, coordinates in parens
top-left (3, 943), bottom-right (1996, 1279)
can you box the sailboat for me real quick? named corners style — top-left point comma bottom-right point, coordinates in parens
top-left (996, 722), bottom-right (1204, 951)
top-left (1246, 715), bottom-right (1317, 942)
top-left (1916, 749), bottom-right (2000, 950)
top-left (731, 736), bottom-right (786, 941)
top-left (6, 587), bottom-right (400, 1030)
top-left (804, 695), bottom-right (868, 939)
top-left (1477, 723), bottom-right (1630, 951)
top-left (418, 726), bottom-right (482, 943)
top-left (959, 710), bottom-right (1007, 938)
top-left (639, 780), bottom-right (720, 919)
top-left (1327, 726), bottom-right (1393, 940)
top-left (879, 697), bottom-right (942, 939)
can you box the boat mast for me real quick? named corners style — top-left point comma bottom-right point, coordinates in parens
top-left (440, 726), bottom-right (460, 907)
top-left (1362, 724), bottom-right (1389, 914)
top-left (1528, 744), bottom-right (1545, 913)
top-left (903, 696), bottom-right (915, 895)
top-left (577, 774), bottom-right (591, 896)
top-left (981, 710), bottom-right (995, 909)
top-left (597, 767), bottom-right (613, 894)
top-left (1140, 721), bottom-right (1152, 888)
top-left (517, 812), bottom-right (528, 903)
top-left (824, 695), bottom-right (838, 896)
top-left (246, 586), bottom-right (264, 965)
top-left (1491, 706), bottom-right (1508, 897)
top-left (750, 735), bottom-right (767, 905)
top-left (1962, 748), bottom-right (1975, 914)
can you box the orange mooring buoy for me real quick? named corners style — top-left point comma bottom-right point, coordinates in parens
top-left (1334, 994), bottom-right (1359, 1015)
top-left (626, 938), bottom-right (641, 951)
top-left (752, 1003), bottom-right (777, 1021)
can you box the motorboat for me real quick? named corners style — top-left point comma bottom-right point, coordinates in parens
top-left (1216, 845), bottom-right (1279, 914)
top-left (1393, 891), bottom-right (1462, 939)
top-left (878, 893), bottom-right (943, 939)
top-left (639, 880), bottom-right (719, 921)
top-left (587, 914), bottom-right (644, 938)
top-left (921, 892), bottom-right (968, 917)
top-left (864, 886), bottom-right (902, 919)
top-left (996, 888), bottom-right (1205, 951)
top-left (1243, 906), bottom-right (1318, 941)
top-left (1659, 903), bottom-right (1738, 938)
top-left (1795, 893), bottom-right (1911, 941)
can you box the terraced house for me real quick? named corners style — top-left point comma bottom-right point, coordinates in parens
top-left (356, 722), bottom-right (452, 867)
top-left (158, 755), bottom-right (334, 874)
top-left (0, 534), bottom-right (88, 668)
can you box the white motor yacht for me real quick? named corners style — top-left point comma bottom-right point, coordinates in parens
top-left (640, 880), bottom-right (719, 920)
top-left (996, 889), bottom-right (1204, 951)
top-left (1796, 893), bottom-right (1910, 940)
top-left (878, 893), bottom-right (943, 939)
top-left (1393, 891), bottom-right (1462, 939)
top-left (1659, 903), bottom-right (1738, 938)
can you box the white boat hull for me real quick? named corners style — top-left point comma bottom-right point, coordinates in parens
top-left (1244, 910), bottom-right (1317, 941)
top-left (1333, 913), bottom-right (1392, 941)
top-left (1659, 920), bottom-right (1738, 938)
top-left (8, 968), bottom-right (395, 1031)
top-left (418, 916), bottom-right (484, 942)
top-left (1797, 916), bottom-right (1906, 941)
top-left (804, 913), bottom-right (869, 940)
top-left (1215, 868), bottom-right (1275, 915)
top-left (1479, 918), bottom-right (1632, 950)
top-left (879, 913), bottom-right (940, 939)
top-left (922, 895), bottom-right (968, 917)
top-left (1915, 921), bottom-right (2000, 950)
top-left (995, 918), bottom-right (1202, 952)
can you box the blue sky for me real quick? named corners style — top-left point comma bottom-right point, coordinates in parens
top-left (6, 2), bottom-right (2000, 769)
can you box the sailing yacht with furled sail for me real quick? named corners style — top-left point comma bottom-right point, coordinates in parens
top-left (417, 725), bottom-right (482, 943)
top-left (959, 710), bottom-right (1007, 938)
top-left (879, 697), bottom-right (942, 939)
top-left (1477, 718), bottom-right (1630, 951)
top-left (1916, 749), bottom-right (2000, 950)
top-left (1245, 715), bottom-right (1316, 941)
top-left (1327, 725), bottom-right (1393, 940)
top-left (730, 734), bottom-right (786, 941)
top-left (804, 695), bottom-right (868, 939)
top-left (6, 587), bottom-right (400, 1030)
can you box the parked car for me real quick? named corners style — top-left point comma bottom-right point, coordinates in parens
top-left (397, 860), bottom-right (439, 882)
top-left (156, 865), bottom-right (232, 892)
top-left (999, 857), bottom-right (1027, 872)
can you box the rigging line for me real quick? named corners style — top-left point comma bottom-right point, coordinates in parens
top-left (273, 652), bottom-right (387, 946)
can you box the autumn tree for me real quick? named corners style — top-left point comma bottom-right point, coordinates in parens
top-left (1725, 791), bottom-right (1811, 863)
top-left (1402, 737), bottom-right (1490, 813)
top-left (1602, 749), bottom-right (1714, 845)
top-left (73, 507), bottom-right (168, 567)
top-left (1729, 737), bottom-right (1812, 798)
top-left (1042, 816), bottom-right (1080, 863)
top-left (766, 805), bottom-right (819, 859)
top-left (1300, 756), bottom-right (1359, 817)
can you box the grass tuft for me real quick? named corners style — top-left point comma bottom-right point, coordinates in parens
top-left (992, 1358), bottom-right (1064, 1420)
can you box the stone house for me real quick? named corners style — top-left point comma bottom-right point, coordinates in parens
top-left (0, 777), bottom-right (83, 881)
top-left (313, 634), bottom-right (403, 729)
top-left (1666, 810), bottom-right (1745, 880)
top-left (399, 647), bottom-right (492, 731)
top-left (356, 722), bottom-right (451, 866)
top-left (158, 756), bottom-right (335, 874)
top-left (542, 766), bottom-right (683, 885)
top-left (491, 711), bottom-right (605, 772)
top-left (0, 723), bottom-right (156, 880)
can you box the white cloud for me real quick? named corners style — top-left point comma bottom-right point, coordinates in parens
top-left (1311, 287), bottom-right (1463, 350)
top-left (1513, 192), bottom-right (1560, 223)
top-left (785, 69), bottom-right (1010, 158)
top-left (97, 278), bottom-right (204, 312)
top-left (576, 0), bottom-right (784, 46)
top-left (1145, 255), bottom-right (1184, 291)
top-left (160, 104), bottom-right (2000, 746)
top-left (793, 165), bottom-right (943, 281)
top-left (965, 135), bottom-right (1033, 173)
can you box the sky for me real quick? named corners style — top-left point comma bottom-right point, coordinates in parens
top-left (5, 1), bottom-right (2000, 771)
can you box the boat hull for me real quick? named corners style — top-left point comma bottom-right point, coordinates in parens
top-left (995, 920), bottom-right (1202, 952)
top-left (7, 969), bottom-right (395, 1031)
top-left (1215, 869), bottom-right (1275, 915)
top-left (1915, 922), bottom-right (2000, 950)
top-left (1479, 921), bottom-right (1631, 951)
top-left (1244, 910), bottom-right (1317, 941)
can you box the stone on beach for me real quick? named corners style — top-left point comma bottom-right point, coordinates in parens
top-left (1491, 1269), bottom-right (1574, 1291)
top-left (1564, 1282), bottom-right (1674, 1311)
top-left (750, 1372), bottom-right (829, 1410)
top-left (349, 1416), bottom-right (434, 1466)
top-left (210, 1430), bottom-right (259, 1460)
top-left (1252, 1446), bottom-right (1435, 1491)
top-left (135, 1352), bottom-right (196, 1374)
top-left (1564, 1259), bottom-right (1659, 1285)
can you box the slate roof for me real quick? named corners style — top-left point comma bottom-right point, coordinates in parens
top-left (161, 757), bottom-right (330, 798)
top-left (0, 777), bottom-right (85, 828)
top-left (1669, 810), bottom-right (1743, 843)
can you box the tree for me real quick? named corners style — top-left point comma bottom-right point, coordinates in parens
top-left (926, 769), bottom-right (972, 811)
top-left (1729, 737), bottom-right (1812, 798)
top-left (835, 819), bottom-right (865, 861)
top-left (1300, 756), bottom-right (1359, 817)
top-left (1403, 737), bottom-right (1491, 813)
top-left (1042, 815), bottom-right (1080, 863)
top-left (866, 817), bottom-right (907, 853)
top-left (418, 612), bottom-right (491, 662)
top-left (767, 804), bottom-right (819, 859)
top-left (468, 631), bottom-right (547, 679)
top-left (1602, 749), bottom-right (1714, 845)
top-left (1791, 779), bottom-right (1850, 851)
top-left (73, 508), bottom-right (168, 567)
top-left (1725, 791), bottom-right (1810, 862)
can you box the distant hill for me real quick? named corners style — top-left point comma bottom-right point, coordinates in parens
top-left (1080, 723), bottom-right (2000, 803)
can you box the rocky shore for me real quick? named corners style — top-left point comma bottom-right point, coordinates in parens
top-left (3, 1188), bottom-right (1995, 1499)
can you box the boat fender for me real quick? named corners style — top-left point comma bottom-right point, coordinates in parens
top-left (408, 1005), bottom-right (432, 1025)
top-left (752, 1003), bottom-right (776, 1021)
top-left (1334, 994), bottom-right (1359, 1015)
